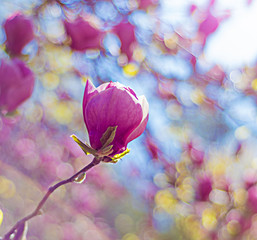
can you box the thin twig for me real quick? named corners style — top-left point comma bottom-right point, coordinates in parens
top-left (3, 157), bottom-right (101, 240)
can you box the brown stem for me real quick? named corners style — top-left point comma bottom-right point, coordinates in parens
top-left (3, 157), bottom-right (101, 240)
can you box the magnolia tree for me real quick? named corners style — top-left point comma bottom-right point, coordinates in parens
top-left (0, 0), bottom-right (257, 239)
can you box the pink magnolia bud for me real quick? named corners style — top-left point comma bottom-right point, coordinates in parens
top-left (113, 21), bottom-right (136, 61)
top-left (64, 18), bottom-right (103, 51)
top-left (83, 80), bottom-right (149, 158)
top-left (0, 58), bottom-right (35, 112)
top-left (4, 12), bottom-right (34, 56)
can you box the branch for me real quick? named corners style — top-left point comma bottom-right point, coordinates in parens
top-left (3, 157), bottom-right (101, 240)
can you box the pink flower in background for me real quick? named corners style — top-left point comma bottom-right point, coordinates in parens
top-left (198, 10), bottom-right (230, 46)
top-left (4, 12), bottom-right (34, 56)
top-left (247, 186), bottom-right (257, 213)
top-left (113, 21), bottom-right (136, 61)
top-left (195, 174), bottom-right (213, 201)
top-left (64, 17), bottom-right (103, 51)
top-left (190, 4), bottom-right (197, 14)
top-left (247, 0), bottom-right (253, 5)
top-left (198, 12), bottom-right (219, 43)
top-left (83, 80), bottom-right (149, 157)
top-left (0, 58), bottom-right (35, 112)
top-left (190, 147), bottom-right (205, 167)
top-left (138, 0), bottom-right (159, 9)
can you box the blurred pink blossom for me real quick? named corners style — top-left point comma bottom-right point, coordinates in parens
top-left (195, 174), bottom-right (213, 201)
top-left (0, 58), bottom-right (35, 112)
top-left (138, 0), bottom-right (159, 9)
top-left (244, 170), bottom-right (257, 189)
top-left (247, 186), bottom-right (257, 213)
top-left (64, 17), bottom-right (104, 51)
top-left (4, 12), bottom-right (34, 56)
top-left (226, 209), bottom-right (250, 235)
top-left (145, 134), bottom-right (161, 160)
top-left (198, 10), bottom-right (230, 46)
top-left (113, 21), bottom-right (136, 61)
top-left (83, 80), bottom-right (149, 158)
top-left (190, 4), bottom-right (197, 14)
top-left (188, 143), bottom-right (205, 167)
top-left (198, 12), bottom-right (219, 44)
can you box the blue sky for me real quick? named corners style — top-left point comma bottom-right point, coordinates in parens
top-left (160, 0), bottom-right (257, 69)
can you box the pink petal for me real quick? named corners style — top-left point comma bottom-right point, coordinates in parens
top-left (125, 95), bottom-right (149, 144)
top-left (84, 87), bottom-right (143, 153)
top-left (83, 80), bottom-right (97, 122)
top-left (83, 80), bottom-right (112, 122)
top-left (101, 82), bottom-right (138, 99)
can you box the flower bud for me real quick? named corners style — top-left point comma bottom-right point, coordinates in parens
top-left (4, 12), bottom-right (34, 56)
top-left (0, 58), bottom-right (35, 112)
top-left (82, 80), bottom-right (149, 160)
top-left (64, 17), bottom-right (103, 51)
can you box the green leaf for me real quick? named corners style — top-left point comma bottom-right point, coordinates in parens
top-left (70, 135), bottom-right (97, 156)
top-left (98, 145), bottom-right (113, 157)
top-left (100, 126), bottom-right (117, 148)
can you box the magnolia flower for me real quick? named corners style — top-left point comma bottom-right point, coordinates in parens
top-left (0, 58), bottom-right (35, 112)
top-left (113, 21), bottom-right (136, 62)
top-left (64, 17), bottom-right (103, 51)
top-left (4, 12), bottom-right (34, 56)
top-left (72, 80), bottom-right (149, 162)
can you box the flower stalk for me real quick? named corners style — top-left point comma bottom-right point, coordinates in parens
top-left (3, 157), bottom-right (101, 240)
